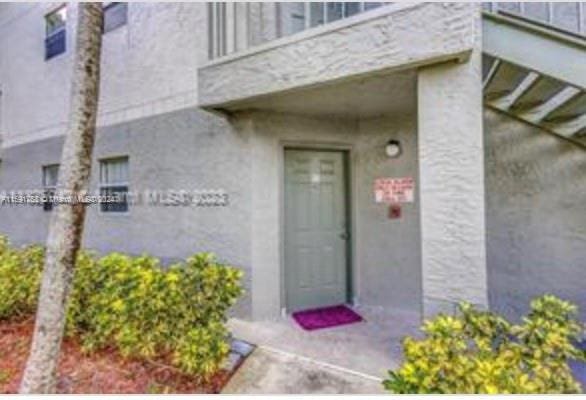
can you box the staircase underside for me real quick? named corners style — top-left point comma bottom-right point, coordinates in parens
top-left (482, 12), bottom-right (586, 147)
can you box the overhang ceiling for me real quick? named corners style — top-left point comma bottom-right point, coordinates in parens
top-left (221, 69), bottom-right (417, 119)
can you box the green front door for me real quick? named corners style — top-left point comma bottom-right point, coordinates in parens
top-left (284, 149), bottom-right (349, 312)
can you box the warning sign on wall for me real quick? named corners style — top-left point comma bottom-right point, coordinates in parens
top-left (374, 177), bottom-right (415, 204)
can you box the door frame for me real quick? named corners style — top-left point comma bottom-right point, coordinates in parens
top-left (280, 143), bottom-right (354, 314)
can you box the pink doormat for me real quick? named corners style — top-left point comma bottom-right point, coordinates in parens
top-left (292, 305), bottom-right (364, 331)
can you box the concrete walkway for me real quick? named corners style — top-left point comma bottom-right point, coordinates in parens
top-left (222, 346), bottom-right (386, 394)
top-left (227, 306), bottom-right (421, 378)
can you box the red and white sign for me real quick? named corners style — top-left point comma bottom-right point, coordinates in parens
top-left (374, 177), bottom-right (415, 204)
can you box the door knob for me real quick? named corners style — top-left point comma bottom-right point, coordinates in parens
top-left (339, 232), bottom-right (349, 240)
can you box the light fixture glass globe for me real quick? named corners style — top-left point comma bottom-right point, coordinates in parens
top-left (385, 140), bottom-right (401, 158)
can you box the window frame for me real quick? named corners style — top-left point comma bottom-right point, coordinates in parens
top-left (102, 2), bottom-right (128, 34)
top-left (44, 5), bottom-right (67, 60)
top-left (278, 2), bottom-right (384, 37)
top-left (98, 156), bottom-right (130, 214)
top-left (42, 164), bottom-right (60, 212)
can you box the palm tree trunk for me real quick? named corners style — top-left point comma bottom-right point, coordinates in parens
top-left (19, 3), bottom-right (103, 394)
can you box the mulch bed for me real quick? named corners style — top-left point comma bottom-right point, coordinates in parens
top-left (0, 318), bottom-right (230, 394)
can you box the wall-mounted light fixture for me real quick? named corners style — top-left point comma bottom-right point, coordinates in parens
top-left (385, 139), bottom-right (402, 158)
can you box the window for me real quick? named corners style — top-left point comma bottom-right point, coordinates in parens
top-left (45, 6), bottom-right (67, 60)
top-left (364, 3), bottom-right (383, 11)
top-left (208, 3), bottom-right (227, 59)
top-left (280, 2), bottom-right (386, 35)
top-left (344, 3), bottom-right (362, 17)
top-left (103, 2), bottom-right (128, 33)
top-left (326, 3), bottom-right (344, 22)
top-left (99, 157), bottom-right (129, 213)
top-left (281, 3), bottom-right (306, 35)
top-left (309, 3), bottom-right (325, 27)
top-left (42, 164), bottom-right (59, 211)
top-left (326, 2), bottom-right (363, 20)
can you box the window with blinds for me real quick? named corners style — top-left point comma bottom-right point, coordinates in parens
top-left (99, 157), bottom-right (129, 213)
top-left (42, 164), bottom-right (59, 211)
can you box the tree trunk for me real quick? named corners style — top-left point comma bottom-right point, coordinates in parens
top-left (19, 3), bottom-right (103, 394)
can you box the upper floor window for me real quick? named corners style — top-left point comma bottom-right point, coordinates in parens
top-left (45, 6), bottom-right (67, 60)
top-left (42, 164), bottom-right (59, 211)
top-left (209, 2), bottom-right (388, 59)
top-left (280, 2), bottom-right (383, 35)
top-left (103, 2), bottom-right (128, 33)
top-left (99, 157), bottom-right (129, 213)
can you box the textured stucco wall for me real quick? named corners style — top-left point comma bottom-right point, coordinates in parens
top-left (417, 5), bottom-right (487, 316)
top-left (3, 2), bottom-right (581, 325)
top-left (485, 109), bottom-right (586, 322)
top-left (0, 106), bottom-right (423, 321)
top-left (1, 2), bottom-right (427, 323)
top-left (243, 110), bottom-right (421, 319)
top-left (0, 3), bottom-right (206, 148)
top-left (198, 2), bottom-right (479, 107)
top-left (0, 107), bottom-right (254, 317)
top-left (355, 116), bottom-right (422, 313)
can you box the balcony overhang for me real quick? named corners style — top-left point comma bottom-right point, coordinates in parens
top-left (198, 2), bottom-right (480, 111)
top-left (482, 12), bottom-right (586, 145)
top-left (483, 12), bottom-right (586, 89)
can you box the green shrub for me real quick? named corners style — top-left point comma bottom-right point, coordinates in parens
top-left (0, 236), bottom-right (44, 319)
top-left (384, 295), bottom-right (585, 394)
top-left (69, 252), bottom-right (243, 380)
top-left (0, 234), bottom-right (243, 380)
top-left (174, 321), bottom-right (231, 377)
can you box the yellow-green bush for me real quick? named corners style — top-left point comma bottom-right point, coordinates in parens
top-left (0, 236), bottom-right (44, 319)
top-left (0, 234), bottom-right (243, 380)
top-left (68, 252), bottom-right (243, 379)
top-left (384, 295), bottom-right (585, 394)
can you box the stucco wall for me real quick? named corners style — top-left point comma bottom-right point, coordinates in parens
top-left (485, 109), bottom-right (586, 321)
top-left (0, 107), bottom-right (254, 316)
top-left (417, 9), bottom-right (487, 316)
top-left (244, 110), bottom-right (421, 319)
top-left (0, 3), bottom-right (207, 148)
top-left (199, 2), bottom-right (479, 107)
top-left (2, 2), bottom-right (581, 325)
top-left (355, 116), bottom-right (422, 312)
top-left (0, 106), bottom-right (423, 321)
